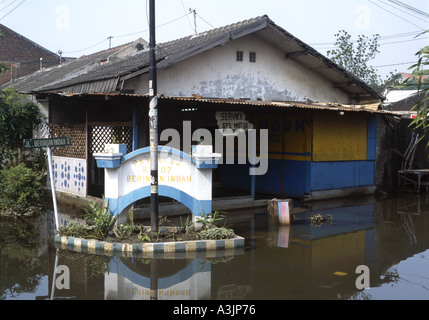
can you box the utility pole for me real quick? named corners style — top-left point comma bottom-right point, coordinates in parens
top-left (149, 0), bottom-right (159, 233)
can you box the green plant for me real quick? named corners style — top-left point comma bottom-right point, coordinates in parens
top-left (0, 163), bottom-right (46, 216)
top-left (113, 223), bottom-right (135, 240)
top-left (0, 88), bottom-right (46, 167)
top-left (179, 215), bottom-right (195, 236)
top-left (58, 222), bottom-right (105, 240)
top-left (199, 227), bottom-right (235, 240)
top-left (409, 31), bottom-right (429, 146)
top-left (83, 197), bottom-right (117, 237)
top-left (196, 211), bottom-right (226, 229)
top-left (138, 232), bottom-right (151, 243)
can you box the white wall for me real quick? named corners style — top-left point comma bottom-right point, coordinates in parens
top-left (384, 90), bottom-right (418, 104)
top-left (127, 34), bottom-right (350, 104)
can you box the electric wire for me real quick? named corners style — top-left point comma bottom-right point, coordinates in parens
top-left (387, 0), bottom-right (429, 20)
top-left (375, 0), bottom-right (429, 24)
top-left (62, 12), bottom-right (192, 55)
top-left (0, 0), bottom-right (25, 21)
top-left (310, 30), bottom-right (423, 47)
top-left (180, 0), bottom-right (194, 33)
top-left (368, 0), bottom-right (427, 30)
top-left (374, 61), bottom-right (416, 68)
top-left (195, 12), bottom-right (216, 29)
top-left (0, 0), bottom-right (18, 12)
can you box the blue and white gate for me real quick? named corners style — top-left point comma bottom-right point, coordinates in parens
top-left (94, 145), bottom-right (221, 223)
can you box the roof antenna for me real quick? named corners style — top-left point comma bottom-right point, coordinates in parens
top-left (108, 35), bottom-right (113, 49)
top-left (190, 7), bottom-right (197, 35)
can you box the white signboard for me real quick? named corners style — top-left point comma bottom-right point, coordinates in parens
top-left (216, 111), bottom-right (254, 135)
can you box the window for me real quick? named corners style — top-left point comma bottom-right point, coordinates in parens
top-left (236, 51), bottom-right (243, 62)
top-left (249, 52), bottom-right (256, 63)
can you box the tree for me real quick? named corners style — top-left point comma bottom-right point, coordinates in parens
top-left (327, 30), bottom-right (400, 93)
top-left (0, 88), bottom-right (45, 167)
top-left (409, 31), bottom-right (429, 146)
top-left (0, 28), bottom-right (7, 74)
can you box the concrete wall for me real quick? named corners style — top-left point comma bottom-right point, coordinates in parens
top-left (127, 34), bottom-right (351, 104)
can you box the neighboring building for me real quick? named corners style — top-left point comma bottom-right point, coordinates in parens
top-left (9, 15), bottom-right (393, 202)
top-left (0, 24), bottom-right (61, 86)
top-left (383, 73), bottom-right (429, 117)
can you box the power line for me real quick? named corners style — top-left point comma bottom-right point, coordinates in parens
top-left (368, 0), bottom-right (426, 30)
top-left (387, 0), bottom-right (429, 20)
top-left (180, 0), bottom-right (194, 33)
top-left (62, 12), bottom-right (192, 55)
top-left (374, 61), bottom-right (416, 68)
top-left (62, 38), bottom-right (109, 55)
top-left (196, 12), bottom-right (216, 29)
top-left (313, 35), bottom-right (429, 50)
top-left (0, 0), bottom-right (25, 21)
top-left (0, 0), bottom-right (19, 12)
top-left (310, 30), bottom-right (423, 47)
top-left (375, 0), bottom-right (429, 24)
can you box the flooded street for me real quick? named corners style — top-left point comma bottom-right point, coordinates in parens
top-left (1, 193), bottom-right (429, 300)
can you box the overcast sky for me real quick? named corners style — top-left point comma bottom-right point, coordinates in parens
top-left (1, 0), bottom-right (429, 78)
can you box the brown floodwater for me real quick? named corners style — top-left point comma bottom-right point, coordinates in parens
top-left (1, 193), bottom-right (429, 300)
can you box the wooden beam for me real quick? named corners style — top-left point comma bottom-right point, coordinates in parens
top-left (285, 51), bottom-right (309, 59)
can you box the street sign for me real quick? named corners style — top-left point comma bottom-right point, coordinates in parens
top-left (24, 137), bottom-right (71, 149)
top-left (23, 136), bottom-right (72, 232)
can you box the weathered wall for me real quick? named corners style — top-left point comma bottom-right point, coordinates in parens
top-left (128, 34), bottom-right (351, 104)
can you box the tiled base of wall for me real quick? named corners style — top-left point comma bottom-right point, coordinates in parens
top-left (54, 235), bottom-right (245, 258)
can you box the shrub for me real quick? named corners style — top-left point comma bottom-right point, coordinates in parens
top-left (199, 227), bottom-right (235, 240)
top-left (0, 88), bottom-right (46, 167)
top-left (0, 163), bottom-right (46, 216)
top-left (83, 198), bottom-right (117, 236)
top-left (58, 222), bottom-right (105, 240)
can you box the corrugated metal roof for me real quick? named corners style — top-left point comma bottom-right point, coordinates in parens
top-left (43, 91), bottom-right (394, 115)
top-left (159, 95), bottom-right (392, 114)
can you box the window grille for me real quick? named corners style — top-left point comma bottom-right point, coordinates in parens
top-left (250, 52), bottom-right (256, 63)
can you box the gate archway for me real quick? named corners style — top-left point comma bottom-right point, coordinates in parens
top-left (94, 145), bottom-right (221, 223)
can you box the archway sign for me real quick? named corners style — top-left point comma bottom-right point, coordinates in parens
top-left (94, 145), bottom-right (222, 224)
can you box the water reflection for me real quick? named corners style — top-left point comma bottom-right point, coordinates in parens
top-left (48, 249), bottom-right (241, 300)
top-left (0, 214), bottom-right (51, 300)
top-left (1, 194), bottom-right (429, 300)
top-left (229, 194), bottom-right (429, 300)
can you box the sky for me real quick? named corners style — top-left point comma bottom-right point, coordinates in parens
top-left (1, 0), bottom-right (429, 79)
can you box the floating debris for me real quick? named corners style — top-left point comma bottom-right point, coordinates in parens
top-left (309, 214), bottom-right (333, 227)
top-left (292, 213), bottom-right (334, 226)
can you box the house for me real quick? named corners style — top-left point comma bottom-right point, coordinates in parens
top-left (8, 15), bottom-right (395, 203)
top-left (0, 24), bottom-right (62, 86)
top-left (383, 73), bottom-right (429, 117)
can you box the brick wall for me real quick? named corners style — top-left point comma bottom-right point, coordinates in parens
top-left (0, 24), bottom-right (59, 86)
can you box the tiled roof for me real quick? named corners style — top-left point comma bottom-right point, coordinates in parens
top-left (6, 41), bottom-right (138, 92)
top-left (6, 15), bottom-right (382, 102)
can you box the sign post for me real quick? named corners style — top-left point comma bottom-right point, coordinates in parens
top-left (24, 137), bottom-right (71, 231)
